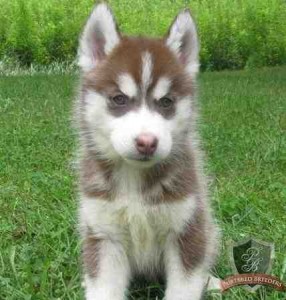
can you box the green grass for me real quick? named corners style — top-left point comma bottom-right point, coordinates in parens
top-left (0, 67), bottom-right (285, 299)
top-left (1, 0), bottom-right (286, 70)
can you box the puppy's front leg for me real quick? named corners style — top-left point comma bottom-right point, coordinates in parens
top-left (83, 237), bottom-right (130, 300)
top-left (164, 235), bottom-right (208, 300)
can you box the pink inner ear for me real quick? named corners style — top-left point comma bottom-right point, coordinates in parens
top-left (179, 53), bottom-right (188, 65)
top-left (93, 37), bottom-right (105, 61)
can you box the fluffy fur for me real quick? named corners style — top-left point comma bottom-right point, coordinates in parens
top-left (75, 3), bottom-right (219, 300)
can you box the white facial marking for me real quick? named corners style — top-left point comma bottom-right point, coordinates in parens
top-left (141, 52), bottom-right (153, 94)
top-left (109, 106), bottom-right (172, 164)
top-left (83, 89), bottom-right (193, 163)
top-left (117, 73), bottom-right (137, 98)
top-left (153, 77), bottom-right (171, 100)
top-left (175, 97), bottom-right (192, 126)
top-left (83, 91), bottom-right (119, 159)
top-left (84, 91), bottom-right (107, 125)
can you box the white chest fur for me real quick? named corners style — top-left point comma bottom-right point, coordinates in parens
top-left (80, 166), bottom-right (197, 273)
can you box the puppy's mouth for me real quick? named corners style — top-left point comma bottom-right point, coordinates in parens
top-left (123, 154), bottom-right (157, 167)
top-left (136, 156), bottom-right (152, 162)
top-left (124, 152), bottom-right (155, 161)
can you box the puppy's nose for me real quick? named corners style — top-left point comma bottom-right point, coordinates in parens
top-left (135, 133), bottom-right (158, 156)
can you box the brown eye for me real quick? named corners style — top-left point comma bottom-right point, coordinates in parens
top-left (157, 97), bottom-right (174, 108)
top-left (112, 94), bottom-right (128, 106)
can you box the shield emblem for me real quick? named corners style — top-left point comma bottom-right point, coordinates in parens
top-left (229, 237), bottom-right (275, 292)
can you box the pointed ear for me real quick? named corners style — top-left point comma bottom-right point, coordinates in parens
top-left (166, 9), bottom-right (199, 75)
top-left (78, 3), bottom-right (120, 72)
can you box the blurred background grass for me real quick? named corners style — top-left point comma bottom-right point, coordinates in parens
top-left (0, 0), bottom-right (286, 70)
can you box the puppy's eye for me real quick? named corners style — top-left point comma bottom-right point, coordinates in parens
top-left (157, 97), bottom-right (174, 108)
top-left (112, 94), bottom-right (128, 106)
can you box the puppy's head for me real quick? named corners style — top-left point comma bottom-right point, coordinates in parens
top-left (78, 4), bottom-right (199, 167)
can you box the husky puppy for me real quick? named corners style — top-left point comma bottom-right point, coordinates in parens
top-left (75, 3), bottom-right (219, 300)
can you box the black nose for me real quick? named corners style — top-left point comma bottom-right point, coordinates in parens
top-left (135, 133), bottom-right (158, 156)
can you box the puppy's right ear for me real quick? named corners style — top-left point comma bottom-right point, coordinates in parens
top-left (78, 3), bottom-right (120, 72)
top-left (166, 9), bottom-right (199, 76)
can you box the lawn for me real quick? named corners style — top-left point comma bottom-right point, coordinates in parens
top-left (0, 67), bottom-right (285, 299)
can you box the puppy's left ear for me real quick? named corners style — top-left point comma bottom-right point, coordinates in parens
top-left (166, 9), bottom-right (199, 75)
top-left (78, 3), bottom-right (120, 72)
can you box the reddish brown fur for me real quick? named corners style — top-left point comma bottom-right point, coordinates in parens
top-left (79, 145), bottom-right (201, 204)
top-left (142, 148), bottom-right (200, 203)
top-left (178, 203), bottom-right (207, 271)
top-left (80, 157), bottom-right (114, 199)
top-left (82, 230), bottom-right (101, 278)
top-left (83, 37), bottom-right (194, 98)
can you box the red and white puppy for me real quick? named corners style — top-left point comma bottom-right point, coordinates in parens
top-left (75, 3), bottom-right (219, 300)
